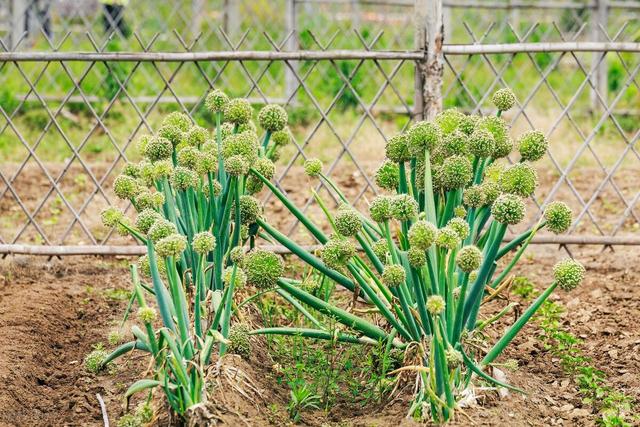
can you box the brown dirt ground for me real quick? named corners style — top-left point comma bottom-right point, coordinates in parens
top-left (0, 244), bottom-right (638, 426)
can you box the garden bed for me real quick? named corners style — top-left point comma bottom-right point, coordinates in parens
top-left (0, 245), bottom-right (637, 426)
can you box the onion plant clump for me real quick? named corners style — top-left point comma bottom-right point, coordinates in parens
top-left (99, 91), bottom-right (289, 417)
top-left (248, 88), bottom-right (585, 423)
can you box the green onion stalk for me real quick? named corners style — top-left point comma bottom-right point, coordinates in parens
top-left (99, 90), bottom-right (291, 418)
top-left (248, 89), bottom-right (584, 423)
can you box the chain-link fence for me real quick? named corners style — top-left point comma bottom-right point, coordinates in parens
top-left (0, 2), bottom-right (639, 255)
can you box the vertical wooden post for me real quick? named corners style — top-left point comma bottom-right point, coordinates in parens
top-left (224, 0), bottom-right (240, 36)
top-left (192, 0), bottom-right (204, 37)
top-left (285, 0), bottom-right (298, 104)
top-left (591, 0), bottom-right (608, 111)
top-left (414, 0), bottom-right (444, 121)
top-left (443, 4), bottom-right (452, 44)
top-left (10, 0), bottom-right (27, 49)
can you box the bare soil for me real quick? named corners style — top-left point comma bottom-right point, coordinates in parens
top-left (0, 245), bottom-right (638, 426)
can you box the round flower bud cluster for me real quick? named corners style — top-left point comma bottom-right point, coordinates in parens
top-left (492, 136), bottom-right (514, 159)
top-left (407, 121), bottom-right (441, 156)
top-left (445, 346), bottom-right (463, 368)
top-left (375, 161), bottom-right (399, 191)
top-left (195, 151), bottom-right (218, 175)
top-left (258, 104), bottom-right (288, 132)
top-left (122, 163), bottom-right (141, 178)
top-left (499, 163), bottom-right (538, 197)
top-left (272, 129), bottom-right (291, 147)
top-left (372, 239), bottom-right (389, 262)
top-left (156, 234), bottom-right (187, 258)
top-left (448, 217), bottom-right (470, 240)
top-left (221, 133), bottom-right (259, 165)
top-left (224, 155), bottom-right (249, 176)
top-left (458, 114), bottom-right (478, 135)
top-left (247, 158), bottom-right (276, 194)
top-left (137, 306), bottom-right (157, 323)
top-left (390, 194), bottom-right (419, 221)
top-left (456, 245), bottom-right (482, 272)
top-left (114, 175), bottom-right (139, 200)
top-left (481, 181), bottom-right (500, 205)
top-left (441, 155), bottom-right (473, 190)
top-left (369, 195), bottom-right (393, 223)
top-left (135, 209), bottom-right (161, 234)
top-left (223, 266), bottom-right (247, 288)
top-left (408, 220), bottom-right (437, 250)
top-left (238, 195), bottom-right (261, 225)
top-left (177, 146), bottom-right (199, 169)
top-left (407, 246), bottom-right (426, 268)
top-left (230, 246), bottom-right (245, 265)
top-left (469, 128), bottom-right (495, 158)
top-left (152, 160), bottom-right (173, 179)
top-left (544, 201), bottom-right (573, 234)
top-left (171, 166), bottom-right (198, 191)
top-left (442, 130), bottom-right (468, 157)
top-left (136, 134), bottom-right (151, 154)
top-left (228, 324), bottom-right (252, 358)
top-left (144, 136), bottom-right (173, 162)
top-left (158, 124), bottom-right (185, 147)
top-left (304, 158), bottom-right (323, 177)
top-left (205, 89), bottom-right (229, 113)
top-left (426, 295), bottom-right (445, 315)
top-left (435, 226), bottom-right (460, 250)
top-left (136, 191), bottom-right (165, 211)
top-left (480, 116), bottom-right (508, 155)
top-left (435, 109), bottom-right (464, 135)
top-left (517, 130), bottom-right (548, 162)
top-left (148, 219), bottom-right (177, 242)
top-left (385, 134), bottom-right (410, 163)
top-left (224, 98), bottom-right (253, 125)
top-left (244, 249), bottom-right (284, 289)
top-left (454, 206), bottom-right (467, 218)
top-left (492, 88), bottom-right (516, 112)
top-left (382, 264), bottom-right (406, 287)
top-left (237, 120), bottom-right (257, 135)
top-left (162, 112), bottom-right (191, 132)
top-left (321, 238), bottom-right (356, 270)
top-left (335, 205), bottom-right (361, 237)
top-left (185, 125), bottom-right (209, 147)
top-left (101, 207), bottom-right (124, 228)
top-left (491, 194), bottom-right (526, 225)
top-left (84, 347), bottom-right (108, 373)
top-left (553, 258), bottom-right (585, 291)
top-left (192, 231), bottom-right (216, 254)
top-left (463, 185), bottom-right (485, 208)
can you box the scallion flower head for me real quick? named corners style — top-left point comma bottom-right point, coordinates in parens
top-left (427, 295), bottom-right (445, 315)
top-left (122, 162), bottom-right (141, 178)
top-left (235, 195), bottom-right (261, 225)
top-left (442, 130), bottom-right (469, 157)
top-left (147, 219), bottom-right (177, 242)
top-left (258, 104), bottom-right (288, 132)
top-left (382, 264), bottom-right (406, 288)
top-left (375, 160), bottom-right (400, 191)
top-left (492, 136), bottom-right (514, 159)
top-left (499, 162), bottom-right (538, 197)
top-left (407, 247), bottom-right (427, 268)
top-left (192, 231), bottom-right (216, 254)
top-left (445, 346), bottom-right (464, 368)
top-left (456, 245), bottom-right (482, 272)
top-left (492, 88), bottom-right (516, 111)
top-left (228, 324), bottom-right (251, 357)
top-left (448, 217), bottom-right (470, 240)
top-left (185, 125), bottom-right (209, 147)
top-left (469, 128), bottom-right (495, 158)
top-left (221, 132), bottom-right (259, 165)
top-left (481, 181), bottom-right (500, 205)
top-left (219, 122), bottom-right (234, 140)
top-left (304, 158), bottom-right (323, 177)
top-left (101, 207), bottom-right (124, 228)
top-left (321, 237), bottom-right (356, 270)
top-left (155, 233), bottom-right (187, 258)
top-left (272, 129), bottom-right (291, 147)
top-left (205, 89), bottom-right (229, 113)
top-left (544, 201), bottom-right (573, 234)
top-left (177, 145), bottom-right (199, 169)
top-left (137, 306), bottom-right (157, 323)
top-left (553, 258), bottom-right (585, 291)
top-left (517, 130), bottom-right (548, 162)
top-left (113, 174), bottom-right (140, 200)
top-left (458, 114), bottom-right (479, 135)
top-left (254, 157), bottom-right (276, 180)
top-left (137, 253), bottom-right (166, 277)
top-left (372, 239), bottom-right (389, 262)
top-left (480, 116), bottom-right (508, 156)
top-left (463, 185), bottom-right (486, 208)
top-left (369, 195), bottom-right (393, 223)
top-left (385, 133), bottom-right (411, 163)
top-left (435, 226), bottom-right (460, 250)
top-left (162, 111), bottom-right (191, 132)
top-left (407, 121), bottom-right (441, 156)
top-left (136, 191), bottom-right (165, 211)
top-left (224, 98), bottom-right (252, 125)
top-left (135, 208), bottom-right (161, 234)
top-left (171, 166), bottom-right (198, 190)
top-left (223, 266), bottom-right (247, 288)
top-left (158, 124), bottom-right (185, 147)
top-left (244, 249), bottom-right (284, 289)
top-left (230, 246), bottom-right (245, 265)
top-left (84, 346), bottom-right (108, 373)
top-left (335, 205), bottom-right (362, 237)
top-left (139, 160), bottom-right (155, 186)
top-left (224, 155), bottom-right (249, 176)
top-left (195, 150), bottom-right (218, 175)
top-left (491, 193), bottom-right (525, 225)
top-left (441, 155), bottom-right (473, 190)
top-left (454, 205), bottom-right (467, 218)
top-left (408, 220), bottom-right (437, 250)
top-left (390, 194), bottom-right (419, 221)
top-left (136, 134), bottom-right (151, 154)
top-left (144, 136), bottom-right (173, 162)
top-left (435, 108), bottom-right (464, 135)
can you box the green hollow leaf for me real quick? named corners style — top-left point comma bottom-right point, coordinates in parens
top-left (250, 327), bottom-right (382, 345)
top-left (125, 379), bottom-right (162, 398)
top-left (102, 340), bottom-right (150, 367)
top-left (461, 349), bottom-right (525, 394)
